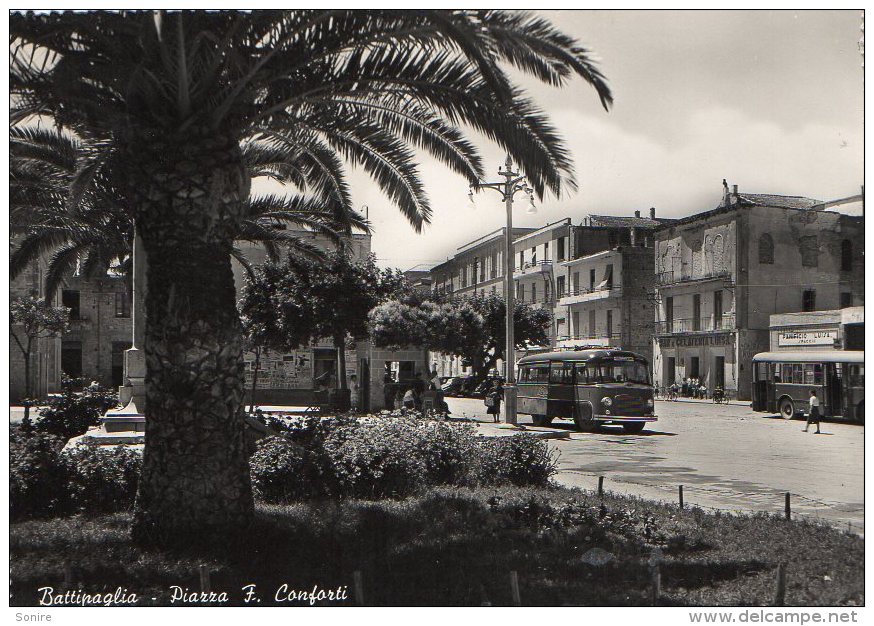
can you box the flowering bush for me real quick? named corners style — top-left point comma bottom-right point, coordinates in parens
top-left (417, 421), bottom-right (480, 485)
top-left (478, 433), bottom-right (559, 486)
top-left (62, 444), bottom-right (142, 514)
top-left (33, 385), bottom-right (119, 440)
top-left (10, 429), bottom-right (69, 520)
top-left (322, 419), bottom-right (427, 498)
top-left (250, 436), bottom-right (329, 502)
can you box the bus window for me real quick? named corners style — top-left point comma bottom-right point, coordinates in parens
top-left (550, 362), bottom-right (574, 384)
top-left (803, 364), bottom-right (815, 385)
top-left (591, 360), bottom-right (650, 385)
top-left (813, 364), bottom-right (823, 385)
top-left (574, 363), bottom-right (589, 384)
top-left (522, 364), bottom-right (549, 383)
top-left (519, 366), bottom-right (530, 383)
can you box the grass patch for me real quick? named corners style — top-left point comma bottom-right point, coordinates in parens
top-left (10, 486), bottom-right (863, 607)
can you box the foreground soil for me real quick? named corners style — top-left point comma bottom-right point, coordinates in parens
top-left (10, 486), bottom-right (864, 606)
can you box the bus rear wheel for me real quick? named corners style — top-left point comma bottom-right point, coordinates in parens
top-left (779, 398), bottom-right (796, 420)
top-left (622, 422), bottom-right (646, 434)
top-left (532, 415), bottom-right (553, 427)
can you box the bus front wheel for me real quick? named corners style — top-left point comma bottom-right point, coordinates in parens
top-left (622, 422), bottom-right (646, 434)
top-left (574, 404), bottom-right (596, 431)
top-left (779, 398), bottom-right (796, 420)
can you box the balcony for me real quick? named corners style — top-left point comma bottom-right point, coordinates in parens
top-left (557, 284), bottom-right (622, 306)
top-left (655, 313), bottom-right (736, 335)
top-left (657, 269), bottom-right (732, 287)
top-left (513, 260), bottom-right (553, 279)
top-left (555, 332), bottom-right (621, 349)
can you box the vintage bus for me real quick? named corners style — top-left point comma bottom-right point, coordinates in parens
top-left (517, 349), bottom-right (657, 433)
top-left (751, 350), bottom-right (864, 423)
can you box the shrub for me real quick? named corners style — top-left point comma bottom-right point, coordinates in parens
top-left (10, 429), bottom-right (69, 520)
top-left (34, 385), bottom-right (119, 440)
top-left (322, 419), bottom-right (427, 498)
top-left (62, 444), bottom-right (142, 514)
top-left (250, 436), bottom-right (328, 502)
top-left (479, 434), bottom-right (558, 487)
top-left (417, 421), bottom-right (480, 485)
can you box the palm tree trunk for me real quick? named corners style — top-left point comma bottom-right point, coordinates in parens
top-left (335, 336), bottom-right (347, 390)
top-left (127, 132), bottom-right (253, 545)
top-left (249, 346), bottom-right (261, 416)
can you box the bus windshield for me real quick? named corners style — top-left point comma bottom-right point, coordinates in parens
top-left (589, 359), bottom-right (650, 385)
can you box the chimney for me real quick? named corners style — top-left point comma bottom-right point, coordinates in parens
top-left (650, 207), bottom-right (656, 219)
top-left (634, 210), bottom-right (641, 218)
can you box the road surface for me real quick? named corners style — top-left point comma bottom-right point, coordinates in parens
top-left (446, 396), bottom-right (864, 532)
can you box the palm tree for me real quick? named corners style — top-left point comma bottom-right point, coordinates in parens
top-left (11, 9), bottom-right (612, 544)
top-left (10, 126), bottom-right (367, 298)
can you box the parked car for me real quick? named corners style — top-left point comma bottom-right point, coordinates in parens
top-left (442, 376), bottom-right (478, 397)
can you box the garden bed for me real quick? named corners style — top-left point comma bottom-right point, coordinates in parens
top-left (10, 485), bottom-right (863, 607)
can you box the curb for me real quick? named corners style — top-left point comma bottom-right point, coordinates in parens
top-left (476, 425), bottom-right (571, 440)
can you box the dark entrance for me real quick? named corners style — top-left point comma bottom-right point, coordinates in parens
top-left (666, 357), bottom-right (676, 386)
top-left (714, 356), bottom-right (725, 389)
top-left (61, 340), bottom-right (83, 381)
top-left (689, 356), bottom-right (700, 379)
top-left (826, 364), bottom-right (843, 417)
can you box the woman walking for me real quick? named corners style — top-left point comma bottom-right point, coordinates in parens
top-left (485, 382), bottom-right (503, 423)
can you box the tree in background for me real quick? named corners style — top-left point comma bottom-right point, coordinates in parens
top-left (241, 252), bottom-right (406, 404)
top-left (369, 293), bottom-right (551, 383)
top-left (10, 296), bottom-right (70, 421)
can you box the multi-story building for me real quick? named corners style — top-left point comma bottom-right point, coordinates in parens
top-left (429, 226), bottom-right (535, 377)
top-left (430, 226), bottom-right (535, 298)
top-left (652, 186), bottom-right (865, 400)
top-left (554, 209), bottom-right (673, 362)
top-left (512, 219), bottom-right (572, 348)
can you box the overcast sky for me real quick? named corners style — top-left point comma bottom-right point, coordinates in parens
top-left (346, 10), bottom-right (864, 270)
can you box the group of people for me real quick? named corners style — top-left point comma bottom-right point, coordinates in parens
top-left (671, 377), bottom-right (709, 399)
top-left (383, 368), bottom-right (450, 414)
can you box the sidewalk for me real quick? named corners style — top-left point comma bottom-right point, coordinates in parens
top-left (656, 396), bottom-right (749, 407)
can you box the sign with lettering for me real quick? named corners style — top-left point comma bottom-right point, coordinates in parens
top-left (778, 331), bottom-right (837, 347)
top-left (244, 350), bottom-right (313, 389)
top-left (657, 333), bottom-right (734, 348)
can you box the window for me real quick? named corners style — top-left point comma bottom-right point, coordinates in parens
top-left (531, 247), bottom-right (537, 264)
top-left (520, 364), bottom-right (550, 383)
top-left (557, 317), bottom-right (566, 336)
top-left (556, 275), bottom-right (566, 298)
top-left (517, 283), bottom-right (524, 301)
top-left (665, 296), bottom-right (674, 333)
top-left (589, 310), bottom-right (596, 338)
top-left (550, 362), bottom-right (574, 384)
top-left (572, 312), bottom-right (580, 337)
top-left (758, 233), bottom-right (774, 264)
top-left (604, 264), bottom-right (613, 289)
top-left (519, 251), bottom-right (524, 269)
top-left (800, 236), bottom-right (818, 267)
top-left (589, 269), bottom-right (596, 290)
top-left (544, 241), bottom-right (549, 260)
top-left (557, 237), bottom-right (566, 261)
top-left (606, 309), bottom-right (613, 338)
top-left (840, 292), bottom-right (853, 308)
top-left (591, 360), bottom-right (650, 385)
top-left (531, 283), bottom-right (537, 303)
top-left (841, 240), bottom-right (853, 272)
top-left (115, 291), bottom-right (131, 318)
top-left (802, 289), bottom-right (816, 312)
top-left (714, 290), bottom-right (723, 324)
top-left (572, 272), bottom-right (580, 293)
top-left (693, 294), bottom-right (701, 330)
top-left (62, 290), bottom-right (81, 320)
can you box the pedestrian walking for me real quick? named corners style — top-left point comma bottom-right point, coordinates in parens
top-left (803, 389), bottom-right (822, 434)
top-left (430, 368), bottom-right (449, 414)
top-left (485, 381), bottom-right (503, 423)
top-left (349, 374), bottom-right (359, 411)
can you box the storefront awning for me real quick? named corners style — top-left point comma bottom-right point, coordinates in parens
top-left (752, 350), bottom-right (864, 364)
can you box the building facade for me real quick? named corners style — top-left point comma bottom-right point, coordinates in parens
top-left (554, 210), bottom-right (671, 363)
top-left (429, 226), bottom-right (535, 378)
top-left (652, 188), bottom-right (865, 400)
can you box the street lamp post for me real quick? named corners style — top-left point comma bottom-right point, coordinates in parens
top-left (468, 154), bottom-right (536, 425)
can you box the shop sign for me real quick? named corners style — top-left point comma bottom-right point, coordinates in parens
top-left (244, 350), bottom-right (313, 389)
top-left (657, 333), bottom-right (734, 348)
top-left (778, 330), bottom-right (837, 346)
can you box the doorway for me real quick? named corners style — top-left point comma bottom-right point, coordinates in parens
top-left (714, 356), bottom-right (725, 389)
top-left (665, 357), bottom-right (676, 386)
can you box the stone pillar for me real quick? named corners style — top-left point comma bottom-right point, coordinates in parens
top-left (100, 229), bottom-right (146, 434)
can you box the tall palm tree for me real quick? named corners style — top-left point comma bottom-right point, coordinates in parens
top-left (11, 9), bottom-right (611, 544)
top-left (10, 125), bottom-right (367, 298)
